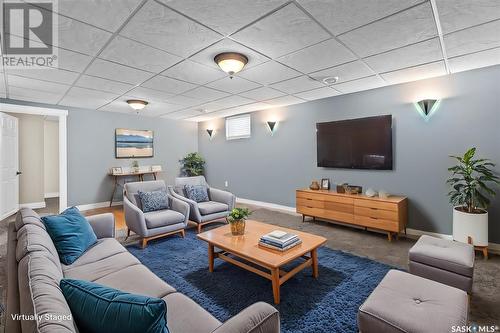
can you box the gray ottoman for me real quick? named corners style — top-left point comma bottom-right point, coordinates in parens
top-left (409, 235), bottom-right (474, 293)
top-left (358, 270), bottom-right (468, 333)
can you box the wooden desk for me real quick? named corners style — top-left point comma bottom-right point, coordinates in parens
top-left (197, 220), bottom-right (327, 304)
top-left (109, 171), bottom-right (160, 206)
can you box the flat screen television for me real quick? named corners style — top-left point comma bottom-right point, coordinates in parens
top-left (316, 115), bottom-right (393, 170)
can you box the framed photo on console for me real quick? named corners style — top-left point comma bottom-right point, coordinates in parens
top-left (321, 178), bottom-right (330, 190)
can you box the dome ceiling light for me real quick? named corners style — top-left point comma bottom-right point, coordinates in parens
top-left (127, 99), bottom-right (148, 111)
top-left (214, 52), bottom-right (248, 78)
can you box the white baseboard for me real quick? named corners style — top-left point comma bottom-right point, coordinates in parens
top-left (44, 192), bottom-right (59, 198)
top-left (19, 201), bottom-right (46, 209)
top-left (76, 201), bottom-right (123, 211)
top-left (236, 197), bottom-right (298, 215)
top-left (236, 197), bottom-right (500, 254)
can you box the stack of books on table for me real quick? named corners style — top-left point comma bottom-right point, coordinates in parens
top-left (259, 230), bottom-right (302, 251)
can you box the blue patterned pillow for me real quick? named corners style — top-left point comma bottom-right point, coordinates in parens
top-left (184, 185), bottom-right (209, 203)
top-left (138, 190), bottom-right (169, 213)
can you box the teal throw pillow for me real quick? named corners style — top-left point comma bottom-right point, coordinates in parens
top-left (41, 207), bottom-right (97, 265)
top-left (60, 279), bottom-right (169, 333)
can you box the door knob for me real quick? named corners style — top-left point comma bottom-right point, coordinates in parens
top-left (16, 171), bottom-right (22, 175)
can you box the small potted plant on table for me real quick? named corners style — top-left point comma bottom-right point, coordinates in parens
top-left (228, 208), bottom-right (251, 236)
top-left (447, 147), bottom-right (499, 257)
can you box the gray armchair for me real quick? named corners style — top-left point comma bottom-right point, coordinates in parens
top-left (124, 180), bottom-right (189, 248)
top-left (168, 176), bottom-right (235, 233)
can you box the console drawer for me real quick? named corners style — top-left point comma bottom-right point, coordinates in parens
top-left (354, 206), bottom-right (398, 221)
top-left (297, 191), bottom-right (353, 205)
top-left (296, 197), bottom-right (324, 209)
top-left (354, 198), bottom-right (398, 211)
top-left (354, 215), bottom-right (399, 232)
top-left (297, 206), bottom-right (354, 224)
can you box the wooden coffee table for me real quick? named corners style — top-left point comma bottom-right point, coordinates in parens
top-left (197, 220), bottom-right (327, 304)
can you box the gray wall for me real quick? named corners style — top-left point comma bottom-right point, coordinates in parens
top-left (199, 66), bottom-right (500, 243)
top-left (1, 99), bottom-right (198, 206)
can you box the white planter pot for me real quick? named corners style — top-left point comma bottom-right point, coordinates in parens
top-left (452, 207), bottom-right (488, 246)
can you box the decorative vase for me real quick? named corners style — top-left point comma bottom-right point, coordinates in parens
top-left (453, 207), bottom-right (488, 246)
top-left (230, 219), bottom-right (245, 235)
top-left (309, 181), bottom-right (320, 190)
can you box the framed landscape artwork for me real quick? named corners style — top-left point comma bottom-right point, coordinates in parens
top-left (115, 128), bottom-right (154, 158)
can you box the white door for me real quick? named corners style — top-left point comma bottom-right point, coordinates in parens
top-left (0, 112), bottom-right (19, 220)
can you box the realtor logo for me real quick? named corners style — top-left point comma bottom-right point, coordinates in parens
top-left (1, 0), bottom-right (58, 68)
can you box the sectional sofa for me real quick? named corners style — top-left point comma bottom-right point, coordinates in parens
top-left (6, 208), bottom-right (280, 333)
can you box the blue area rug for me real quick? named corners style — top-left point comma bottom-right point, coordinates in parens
top-left (127, 230), bottom-right (394, 333)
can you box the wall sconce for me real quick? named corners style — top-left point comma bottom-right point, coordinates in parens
top-left (206, 129), bottom-right (214, 140)
top-left (266, 121), bottom-right (278, 136)
top-left (414, 99), bottom-right (441, 121)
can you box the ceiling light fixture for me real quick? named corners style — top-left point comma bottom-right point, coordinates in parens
top-left (322, 76), bottom-right (339, 85)
top-left (127, 99), bottom-right (148, 111)
top-left (214, 52), bottom-right (248, 78)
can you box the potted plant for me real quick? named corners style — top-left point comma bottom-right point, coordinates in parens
top-left (228, 208), bottom-right (251, 236)
top-left (131, 160), bottom-right (139, 173)
top-left (447, 147), bottom-right (499, 246)
top-left (179, 152), bottom-right (205, 176)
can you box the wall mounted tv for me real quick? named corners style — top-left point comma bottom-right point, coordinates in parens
top-left (316, 115), bottom-right (393, 170)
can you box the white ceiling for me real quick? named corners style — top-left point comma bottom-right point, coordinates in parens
top-left (2, 0), bottom-right (500, 122)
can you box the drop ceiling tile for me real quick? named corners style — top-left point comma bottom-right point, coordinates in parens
top-left (364, 38), bottom-right (443, 73)
top-left (332, 75), bottom-right (386, 94)
top-left (85, 59), bottom-right (153, 84)
top-left (231, 3), bottom-right (330, 58)
top-left (163, 109), bottom-right (205, 120)
top-left (75, 75), bottom-right (134, 95)
top-left (8, 87), bottom-right (64, 105)
top-left (239, 86), bottom-right (286, 100)
top-left (6, 68), bottom-right (79, 85)
top-left (338, 3), bottom-right (437, 57)
top-left (294, 87), bottom-right (340, 100)
top-left (237, 61), bottom-right (301, 85)
top-left (448, 47), bottom-right (500, 73)
top-left (57, 0), bottom-right (140, 32)
top-left (57, 15), bottom-right (112, 56)
top-left (271, 75), bottom-right (324, 94)
top-left (59, 87), bottom-right (119, 109)
top-left (120, 0), bottom-right (221, 57)
top-left (206, 76), bottom-right (260, 94)
top-left (99, 36), bottom-right (182, 73)
top-left (436, 0), bottom-right (500, 34)
top-left (159, 0), bottom-right (287, 35)
top-left (98, 99), bottom-right (132, 113)
top-left (209, 95), bottom-right (254, 109)
top-left (310, 60), bottom-right (374, 83)
top-left (232, 102), bottom-right (273, 113)
top-left (181, 86), bottom-right (230, 102)
top-left (141, 101), bottom-right (186, 117)
top-left (127, 86), bottom-right (175, 102)
top-left (161, 60), bottom-right (226, 85)
top-left (141, 75), bottom-right (196, 95)
top-left (189, 38), bottom-right (269, 70)
top-left (7, 75), bottom-right (70, 94)
top-left (297, 0), bottom-right (423, 35)
top-left (189, 101), bottom-right (225, 113)
top-left (264, 95), bottom-right (306, 106)
top-left (166, 94), bottom-right (203, 107)
top-left (380, 61), bottom-right (446, 85)
top-left (278, 38), bottom-right (357, 73)
top-left (444, 20), bottom-right (500, 58)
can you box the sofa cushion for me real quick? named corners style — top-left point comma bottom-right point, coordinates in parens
top-left (65, 238), bottom-right (127, 268)
top-left (16, 223), bottom-right (62, 270)
top-left (198, 201), bottom-right (229, 215)
top-left (41, 207), bottom-right (97, 265)
top-left (15, 208), bottom-right (46, 231)
top-left (358, 270), bottom-right (468, 333)
top-left (139, 190), bottom-right (169, 212)
top-left (185, 185), bottom-right (209, 203)
top-left (163, 292), bottom-right (221, 333)
top-left (60, 279), bottom-right (169, 333)
top-left (63, 251), bottom-right (140, 281)
top-left (409, 235), bottom-right (474, 277)
top-left (144, 210), bottom-right (185, 229)
top-left (18, 252), bottom-right (76, 333)
top-left (95, 265), bottom-right (176, 298)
